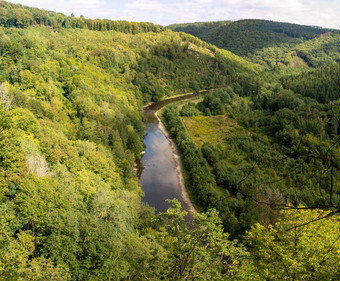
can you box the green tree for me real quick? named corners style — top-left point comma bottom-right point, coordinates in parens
top-left (159, 199), bottom-right (255, 280)
top-left (246, 207), bottom-right (340, 281)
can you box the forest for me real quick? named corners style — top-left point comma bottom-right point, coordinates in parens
top-left (162, 78), bottom-right (340, 235)
top-left (0, 1), bottom-right (339, 280)
top-left (0, 0), bottom-right (164, 33)
top-left (169, 20), bottom-right (340, 70)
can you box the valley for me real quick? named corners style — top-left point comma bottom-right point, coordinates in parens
top-left (0, 1), bottom-right (339, 280)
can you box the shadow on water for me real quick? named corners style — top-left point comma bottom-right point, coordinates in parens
top-left (138, 92), bottom-right (205, 221)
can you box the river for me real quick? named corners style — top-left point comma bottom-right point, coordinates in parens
top-left (138, 93), bottom-right (199, 214)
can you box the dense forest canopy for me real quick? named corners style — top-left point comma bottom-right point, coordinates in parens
top-left (0, 0), bottom-right (164, 33)
top-left (0, 1), bottom-right (339, 280)
top-left (168, 19), bottom-right (338, 56)
top-left (282, 63), bottom-right (340, 103)
top-left (168, 19), bottom-right (340, 71)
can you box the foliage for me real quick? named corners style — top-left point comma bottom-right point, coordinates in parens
top-left (168, 19), bottom-right (337, 57)
top-left (0, 0), bottom-right (163, 33)
top-left (162, 104), bottom-right (262, 238)
top-left (0, 0), bottom-right (261, 278)
top-left (167, 81), bottom-right (340, 238)
top-left (295, 33), bottom-right (340, 67)
top-left (0, 0), bottom-right (340, 279)
top-left (282, 62), bottom-right (340, 103)
top-left (157, 199), bottom-right (256, 280)
top-left (169, 20), bottom-right (340, 72)
top-left (180, 102), bottom-right (201, 117)
top-left (246, 207), bottom-right (340, 280)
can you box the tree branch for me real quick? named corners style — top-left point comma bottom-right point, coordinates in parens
top-left (285, 210), bottom-right (339, 231)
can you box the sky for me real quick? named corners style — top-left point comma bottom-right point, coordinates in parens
top-left (8, 0), bottom-right (340, 29)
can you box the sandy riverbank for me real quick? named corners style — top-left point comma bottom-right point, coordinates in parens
top-left (155, 109), bottom-right (197, 214)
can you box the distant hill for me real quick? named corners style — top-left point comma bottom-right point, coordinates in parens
top-left (281, 62), bottom-right (340, 103)
top-left (167, 20), bottom-right (232, 38)
top-left (168, 20), bottom-right (340, 69)
top-left (168, 20), bottom-right (336, 56)
top-left (294, 33), bottom-right (340, 67)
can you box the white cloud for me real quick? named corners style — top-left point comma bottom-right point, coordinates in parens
top-left (124, 0), bottom-right (340, 28)
top-left (125, 0), bottom-right (164, 11)
top-left (9, 0), bottom-right (117, 19)
top-left (7, 0), bottom-right (340, 29)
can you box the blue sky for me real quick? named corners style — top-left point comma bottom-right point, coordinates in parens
top-left (8, 0), bottom-right (340, 29)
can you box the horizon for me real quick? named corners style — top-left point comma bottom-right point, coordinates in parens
top-left (7, 0), bottom-right (340, 30)
top-left (166, 19), bottom-right (331, 30)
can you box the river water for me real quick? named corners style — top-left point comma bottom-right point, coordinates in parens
top-left (139, 93), bottom-right (199, 213)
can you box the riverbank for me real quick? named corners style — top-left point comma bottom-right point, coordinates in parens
top-left (139, 90), bottom-right (211, 214)
top-left (143, 89), bottom-right (211, 110)
top-left (155, 109), bottom-right (197, 214)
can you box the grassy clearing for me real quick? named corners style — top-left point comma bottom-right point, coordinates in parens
top-left (160, 91), bottom-right (194, 100)
top-left (176, 96), bottom-right (204, 108)
top-left (290, 54), bottom-right (309, 68)
top-left (182, 115), bottom-right (240, 147)
top-left (157, 96), bottom-right (204, 116)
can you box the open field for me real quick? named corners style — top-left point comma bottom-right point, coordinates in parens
top-left (182, 115), bottom-right (240, 147)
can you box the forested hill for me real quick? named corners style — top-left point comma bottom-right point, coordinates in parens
top-left (167, 20), bottom-right (232, 37)
top-left (168, 19), bottom-right (336, 56)
top-left (0, 0), bottom-right (164, 33)
top-left (282, 62), bottom-right (340, 103)
top-left (1, 1), bottom-right (339, 280)
top-left (0, 1), bottom-right (264, 279)
top-left (168, 20), bottom-right (340, 71)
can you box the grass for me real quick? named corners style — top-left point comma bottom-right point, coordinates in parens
top-left (290, 54), bottom-right (309, 68)
top-left (157, 95), bottom-right (204, 117)
top-left (160, 91), bottom-right (194, 100)
top-left (182, 115), bottom-right (240, 147)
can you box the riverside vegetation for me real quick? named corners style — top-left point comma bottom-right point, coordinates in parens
top-left (0, 1), bottom-right (339, 280)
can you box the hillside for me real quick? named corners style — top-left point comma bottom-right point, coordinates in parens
top-left (168, 20), bottom-right (340, 70)
top-left (0, 1), bottom-right (339, 280)
top-left (167, 20), bottom-right (232, 38)
top-left (168, 20), bottom-right (334, 55)
top-left (168, 20), bottom-right (331, 56)
top-left (0, 1), bottom-right (264, 280)
top-left (282, 62), bottom-right (340, 103)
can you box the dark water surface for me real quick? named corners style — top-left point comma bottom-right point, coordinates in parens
top-left (139, 93), bottom-right (199, 213)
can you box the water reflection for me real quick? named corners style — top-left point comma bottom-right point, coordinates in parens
top-left (139, 93), bottom-right (199, 213)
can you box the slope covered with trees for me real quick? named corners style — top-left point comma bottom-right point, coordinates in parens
top-left (282, 62), bottom-right (340, 103)
top-left (169, 20), bottom-right (340, 71)
top-left (162, 76), bottom-right (340, 238)
top-left (168, 20), bottom-right (335, 56)
top-left (0, 1), bottom-right (259, 279)
top-left (0, 1), bottom-right (339, 280)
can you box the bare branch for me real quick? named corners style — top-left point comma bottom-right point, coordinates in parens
top-left (285, 210), bottom-right (339, 231)
top-left (261, 158), bottom-right (307, 185)
top-left (325, 136), bottom-right (340, 161)
top-left (236, 161), bottom-right (258, 186)
top-left (0, 83), bottom-right (13, 113)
